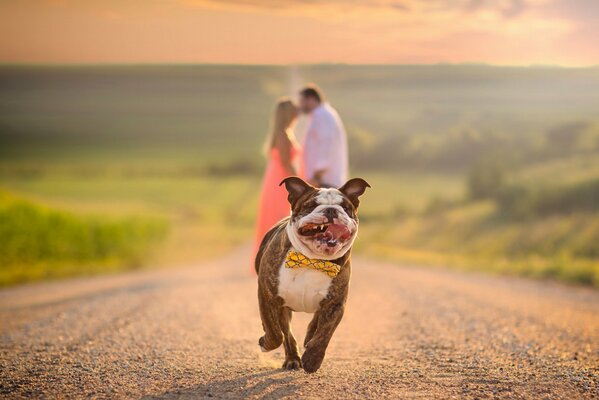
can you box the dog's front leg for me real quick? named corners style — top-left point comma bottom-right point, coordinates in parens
top-left (304, 310), bottom-right (320, 347)
top-left (301, 299), bottom-right (345, 373)
top-left (279, 307), bottom-right (301, 370)
top-left (258, 289), bottom-right (284, 352)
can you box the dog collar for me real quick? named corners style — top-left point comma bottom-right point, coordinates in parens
top-left (285, 251), bottom-right (341, 278)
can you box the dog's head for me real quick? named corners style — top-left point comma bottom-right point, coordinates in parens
top-left (280, 177), bottom-right (370, 260)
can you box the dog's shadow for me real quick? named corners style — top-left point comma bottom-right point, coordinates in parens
top-left (143, 369), bottom-right (302, 399)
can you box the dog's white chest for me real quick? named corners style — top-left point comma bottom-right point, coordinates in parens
top-left (278, 262), bottom-right (332, 313)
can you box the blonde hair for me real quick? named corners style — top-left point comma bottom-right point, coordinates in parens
top-left (263, 98), bottom-right (297, 155)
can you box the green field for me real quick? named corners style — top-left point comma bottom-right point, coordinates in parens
top-left (0, 190), bottom-right (167, 285)
top-left (1, 65), bottom-right (598, 286)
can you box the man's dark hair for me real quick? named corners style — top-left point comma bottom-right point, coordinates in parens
top-left (299, 85), bottom-right (324, 103)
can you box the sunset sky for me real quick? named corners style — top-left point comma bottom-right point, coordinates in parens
top-left (0, 0), bottom-right (597, 66)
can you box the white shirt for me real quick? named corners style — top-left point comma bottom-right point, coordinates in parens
top-left (301, 103), bottom-right (348, 188)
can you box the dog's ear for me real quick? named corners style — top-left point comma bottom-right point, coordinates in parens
top-left (280, 177), bottom-right (315, 208)
top-left (339, 178), bottom-right (371, 208)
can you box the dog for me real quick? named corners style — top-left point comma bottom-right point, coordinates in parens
top-left (255, 176), bottom-right (370, 373)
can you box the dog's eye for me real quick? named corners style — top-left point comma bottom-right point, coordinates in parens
top-left (342, 204), bottom-right (352, 214)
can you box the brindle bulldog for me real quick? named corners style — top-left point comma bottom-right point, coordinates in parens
top-left (255, 176), bottom-right (370, 373)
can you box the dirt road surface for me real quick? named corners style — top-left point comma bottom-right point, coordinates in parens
top-left (1, 247), bottom-right (598, 399)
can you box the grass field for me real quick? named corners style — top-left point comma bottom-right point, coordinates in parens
top-left (357, 154), bottom-right (599, 286)
top-left (0, 174), bottom-right (259, 269)
top-left (359, 202), bottom-right (599, 286)
top-left (0, 169), bottom-right (460, 272)
top-left (1, 64), bottom-right (598, 286)
top-left (0, 190), bottom-right (167, 285)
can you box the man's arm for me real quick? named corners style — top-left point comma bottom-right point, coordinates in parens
top-left (309, 170), bottom-right (326, 188)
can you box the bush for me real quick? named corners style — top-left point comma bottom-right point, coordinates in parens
top-left (0, 191), bottom-right (169, 285)
top-left (494, 185), bottom-right (538, 219)
top-left (468, 162), bottom-right (505, 200)
top-left (423, 196), bottom-right (458, 215)
top-left (495, 179), bottom-right (599, 219)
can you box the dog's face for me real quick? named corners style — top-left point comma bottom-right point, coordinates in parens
top-left (281, 177), bottom-right (370, 260)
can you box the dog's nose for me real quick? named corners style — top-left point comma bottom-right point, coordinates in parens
top-left (323, 207), bottom-right (338, 220)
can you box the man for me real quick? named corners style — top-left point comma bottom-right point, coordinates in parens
top-left (298, 85), bottom-right (348, 188)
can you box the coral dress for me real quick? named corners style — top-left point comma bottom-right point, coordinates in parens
top-left (253, 145), bottom-right (303, 265)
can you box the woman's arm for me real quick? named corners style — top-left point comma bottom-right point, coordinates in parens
top-left (273, 130), bottom-right (296, 176)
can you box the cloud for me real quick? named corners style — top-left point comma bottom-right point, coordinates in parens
top-left (464, 0), bottom-right (528, 18)
top-left (186, 0), bottom-right (409, 11)
top-left (182, 0), bottom-right (569, 41)
top-left (2, 0), bottom-right (597, 65)
top-left (185, 0), bottom-right (534, 19)
top-left (541, 0), bottom-right (599, 31)
top-left (152, 0), bottom-right (593, 65)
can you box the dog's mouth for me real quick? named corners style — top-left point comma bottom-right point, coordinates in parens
top-left (298, 222), bottom-right (352, 248)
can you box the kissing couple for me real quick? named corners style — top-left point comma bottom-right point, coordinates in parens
top-left (253, 84), bottom-right (349, 260)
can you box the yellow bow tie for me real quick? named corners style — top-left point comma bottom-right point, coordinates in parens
top-left (285, 251), bottom-right (341, 278)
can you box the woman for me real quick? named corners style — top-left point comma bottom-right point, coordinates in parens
top-left (253, 98), bottom-right (302, 263)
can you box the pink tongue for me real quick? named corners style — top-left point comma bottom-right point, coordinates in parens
top-left (325, 223), bottom-right (351, 241)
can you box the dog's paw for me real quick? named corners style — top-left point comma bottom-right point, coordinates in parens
top-left (301, 349), bottom-right (324, 373)
top-left (258, 336), bottom-right (268, 352)
top-left (282, 358), bottom-right (302, 371)
top-left (258, 335), bottom-right (282, 352)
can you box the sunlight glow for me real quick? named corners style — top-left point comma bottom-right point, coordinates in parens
top-left (0, 0), bottom-right (596, 65)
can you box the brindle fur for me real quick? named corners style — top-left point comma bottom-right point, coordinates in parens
top-left (255, 178), bottom-right (360, 373)
top-left (256, 218), bottom-right (351, 372)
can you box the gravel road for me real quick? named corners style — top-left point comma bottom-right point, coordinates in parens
top-left (1, 247), bottom-right (598, 399)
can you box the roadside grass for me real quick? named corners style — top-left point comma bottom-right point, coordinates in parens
top-left (3, 165), bottom-right (598, 287)
top-left (357, 157), bottom-right (599, 287)
top-left (362, 242), bottom-right (599, 287)
top-left (0, 172), bottom-right (261, 272)
top-left (357, 201), bottom-right (599, 287)
top-left (0, 191), bottom-right (168, 286)
top-left (0, 169), bottom-right (459, 284)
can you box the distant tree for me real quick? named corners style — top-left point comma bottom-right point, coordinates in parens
top-left (545, 121), bottom-right (589, 154)
top-left (468, 161), bottom-right (505, 200)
